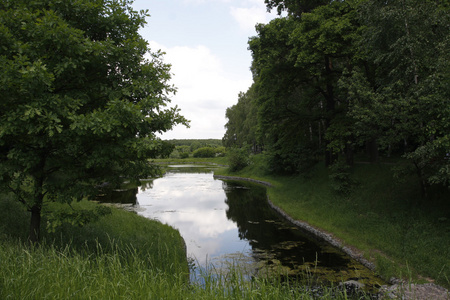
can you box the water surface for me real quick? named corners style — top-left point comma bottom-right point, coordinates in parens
top-left (126, 165), bottom-right (382, 289)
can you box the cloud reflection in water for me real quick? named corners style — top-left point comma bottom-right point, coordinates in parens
top-left (137, 171), bottom-right (249, 266)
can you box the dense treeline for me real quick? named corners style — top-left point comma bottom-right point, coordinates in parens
top-left (167, 139), bottom-right (222, 149)
top-left (223, 0), bottom-right (449, 195)
top-left (164, 139), bottom-right (224, 159)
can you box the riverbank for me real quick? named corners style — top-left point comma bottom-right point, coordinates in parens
top-left (214, 175), bottom-right (375, 270)
top-left (213, 156), bottom-right (450, 291)
top-left (0, 197), bottom-right (188, 298)
top-left (1, 194), bottom-right (368, 299)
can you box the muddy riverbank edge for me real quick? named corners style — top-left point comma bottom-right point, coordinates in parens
top-left (213, 175), bottom-right (450, 300)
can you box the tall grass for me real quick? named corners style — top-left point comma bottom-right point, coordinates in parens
top-left (0, 238), bottom-right (370, 299)
top-left (0, 238), bottom-right (189, 299)
top-left (0, 192), bottom-right (375, 299)
top-left (40, 200), bottom-right (188, 275)
top-left (218, 156), bottom-right (450, 288)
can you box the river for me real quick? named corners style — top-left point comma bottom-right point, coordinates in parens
top-left (108, 164), bottom-right (384, 291)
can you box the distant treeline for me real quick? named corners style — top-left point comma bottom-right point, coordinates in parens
top-left (164, 139), bottom-right (224, 159)
top-left (166, 139), bottom-right (222, 149)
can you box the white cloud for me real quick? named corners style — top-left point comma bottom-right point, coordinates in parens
top-left (230, 5), bottom-right (268, 32)
top-left (149, 41), bottom-right (252, 139)
top-left (230, 0), bottom-right (282, 33)
top-left (182, 0), bottom-right (232, 4)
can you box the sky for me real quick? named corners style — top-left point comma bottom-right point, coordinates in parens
top-left (131, 0), bottom-right (281, 140)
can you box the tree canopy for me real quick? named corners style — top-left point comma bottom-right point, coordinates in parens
top-left (224, 0), bottom-right (449, 193)
top-left (0, 0), bottom-right (188, 242)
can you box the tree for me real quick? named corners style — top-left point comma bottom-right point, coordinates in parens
top-left (264, 0), bottom-right (330, 16)
top-left (245, 2), bottom-right (363, 172)
top-left (223, 85), bottom-right (260, 152)
top-left (249, 17), bottom-right (321, 174)
top-left (0, 0), bottom-right (188, 242)
top-left (289, 0), bottom-right (363, 166)
top-left (344, 0), bottom-right (450, 193)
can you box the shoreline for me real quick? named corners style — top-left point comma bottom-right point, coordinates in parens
top-left (213, 174), bottom-right (450, 299)
top-left (213, 175), bottom-right (375, 270)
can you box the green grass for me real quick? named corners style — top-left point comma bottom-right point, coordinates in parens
top-left (2, 154), bottom-right (448, 298)
top-left (0, 237), bottom-right (366, 299)
top-left (41, 200), bottom-right (187, 275)
top-left (218, 155), bottom-right (450, 288)
top-left (0, 238), bottom-right (188, 299)
top-left (0, 196), bottom-right (188, 298)
top-left (1, 192), bottom-right (372, 299)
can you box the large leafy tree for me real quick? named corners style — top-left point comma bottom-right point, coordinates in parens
top-left (264, 0), bottom-right (329, 15)
top-left (289, 0), bottom-right (363, 165)
top-left (343, 0), bottom-right (450, 193)
top-left (0, 0), bottom-right (187, 242)
top-left (244, 1), bottom-right (363, 172)
top-left (223, 85), bottom-right (260, 151)
top-left (249, 17), bottom-right (319, 173)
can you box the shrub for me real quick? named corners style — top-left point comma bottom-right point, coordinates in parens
top-left (192, 147), bottom-right (216, 158)
top-left (328, 160), bottom-right (357, 195)
top-left (227, 148), bottom-right (249, 172)
top-left (215, 147), bottom-right (226, 157)
top-left (180, 152), bottom-right (189, 159)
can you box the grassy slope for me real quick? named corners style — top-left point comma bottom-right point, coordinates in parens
top-left (0, 194), bottom-right (358, 299)
top-left (215, 155), bottom-right (450, 288)
top-left (0, 196), bottom-right (188, 298)
top-left (1, 157), bottom-right (448, 297)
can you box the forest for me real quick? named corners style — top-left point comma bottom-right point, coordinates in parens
top-left (223, 0), bottom-right (449, 196)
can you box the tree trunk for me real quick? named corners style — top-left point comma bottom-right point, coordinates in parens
top-left (29, 157), bottom-right (46, 244)
top-left (29, 204), bottom-right (42, 244)
top-left (324, 56), bottom-right (336, 167)
top-left (345, 142), bottom-right (354, 166)
top-left (366, 138), bottom-right (379, 162)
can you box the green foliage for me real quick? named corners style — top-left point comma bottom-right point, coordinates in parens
top-left (46, 204), bottom-right (112, 233)
top-left (328, 160), bottom-right (357, 195)
top-left (180, 152), bottom-right (190, 159)
top-left (223, 86), bottom-right (260, 151)
top-left (224, 0), bottom-right (450, 194)
top-left (0, 0), bottom-right (188, 241)
top-left (192, 147), bottom-right (216, 158)
top-left (159, 141), bottom-right (175, 159)
top-left (227, 148), bottom-right (250, 172)
top-left (219, 155), bottom-right (450, 287)
top-left (167, 139), bottom-right (222, 149)
top-left (215, 146), bottom-right (226, 157)
top-left (264, 0), bottom-right (329, 16)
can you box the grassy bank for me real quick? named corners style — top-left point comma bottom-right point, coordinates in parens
top-left (0, 196), bottom-right (188, 298)
top-left (1, 191), bottom-right (368, 299)
top-left (215, 154), bottom-right (450, 288)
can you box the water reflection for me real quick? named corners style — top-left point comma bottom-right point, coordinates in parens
top-left (224, 181), bottom-right (349, 270)
top-left (97, 187), bottom-right (138, 205)
top-left (137, 170), bottom-right (246, 267)
top-left (132, 165), bottom-right (383, 289)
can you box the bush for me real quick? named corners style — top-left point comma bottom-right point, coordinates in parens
top-left (215, 147), bottom-right (226, 157)
top-left (180, 152), bottom-right (189, 159)
top-left (328, 160), bottom-right (357, 195)
top-left (227, 148), bottom-right (249, 172)
top-left (169, 149), bottom-right (180, 159)
top-left (192, 147), bottom-right (216, 158)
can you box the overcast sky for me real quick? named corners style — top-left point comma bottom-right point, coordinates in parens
top-left (131, 0), bottom-right (280, 140)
